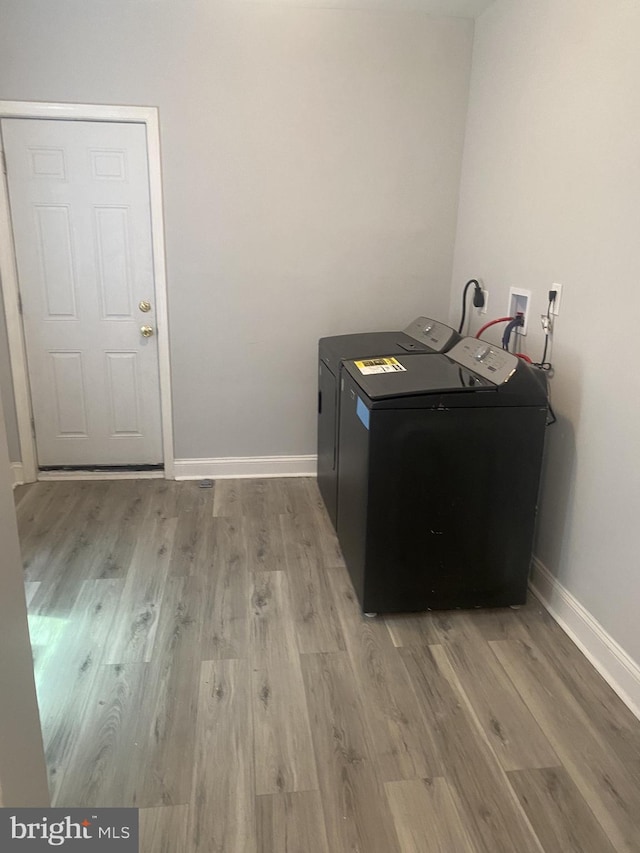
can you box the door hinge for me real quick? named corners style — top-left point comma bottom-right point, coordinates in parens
top-left (30, 416), bottom-right (36, 437)
top-left (18, 292), bottom-right (23, 315)
top-left (0, 150), bottom-right (6, 175)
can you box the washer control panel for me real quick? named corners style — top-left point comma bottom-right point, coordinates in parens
top-left (448, 337), bottom-right (519, 385)
top-left (402, 316), bottom-right (456, 352)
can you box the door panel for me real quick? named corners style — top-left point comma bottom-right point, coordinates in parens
top-left (36, 205), bottom-right (77, 316)
top-left (95, 207), bottom-right (133, 317)
top-left (1, 118), bottom-right (162, 466)
top-left (50, 351), bottom-right (88, 436)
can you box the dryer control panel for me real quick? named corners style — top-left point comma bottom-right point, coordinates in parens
top-left (402, 317), bottom-right (456, 352)
top-left (448, 337), bottom-right (519, 385)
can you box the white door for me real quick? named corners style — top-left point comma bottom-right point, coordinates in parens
top-left (1, 118), bottom-right (163, 467)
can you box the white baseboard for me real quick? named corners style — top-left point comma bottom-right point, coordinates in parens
top-left (10, 462), bottom-right (24, 488)
top-left (174, 455), bottom-right (317, 480)
top-left (530, 557), bottom-right (640, 719)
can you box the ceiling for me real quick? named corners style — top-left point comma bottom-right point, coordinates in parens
top-left (231, 0), bottom-right (496, 18)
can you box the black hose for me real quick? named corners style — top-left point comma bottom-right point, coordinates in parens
top-left (501, 316), bottom-right (524, 350)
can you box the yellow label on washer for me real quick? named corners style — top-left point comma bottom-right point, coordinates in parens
top-left (354, 356), bottom-right (407, 375)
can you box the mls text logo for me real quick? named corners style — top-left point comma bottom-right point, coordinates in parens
top-left (0, 809), bottom-right (138, 851)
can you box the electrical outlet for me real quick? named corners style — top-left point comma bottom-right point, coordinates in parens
top-left (477, 288), bottom-right (488, 315)
top-left (507, 287), bottom-right (531, 335)
top-left (550, 283), bottom-right (563, 316)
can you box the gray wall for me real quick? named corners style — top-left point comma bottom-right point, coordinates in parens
top-left (0, 0), bottom-right (474, 461)
top-left (450, 0), bottom-right (640, 662)
top-left (0, 395), bottom-right (49, 805)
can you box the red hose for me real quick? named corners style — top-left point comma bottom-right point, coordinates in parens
top-left (515, 353), bottom-right (533, 364)
top-left (475, 316), bottom-right (514, 339)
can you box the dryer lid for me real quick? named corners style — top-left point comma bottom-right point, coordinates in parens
top-left (319, 330), bottom-right (429, 375)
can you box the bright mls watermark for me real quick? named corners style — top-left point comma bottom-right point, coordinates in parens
top-left (0, 809), bottom-right (138, 850)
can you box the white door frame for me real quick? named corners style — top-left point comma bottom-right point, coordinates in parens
top-left (0, 101), bottom-right (174, 481)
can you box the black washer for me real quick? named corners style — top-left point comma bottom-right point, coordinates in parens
top-left (336, 339), bottom-right (549, 614)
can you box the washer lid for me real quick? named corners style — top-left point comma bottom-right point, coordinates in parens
top-left (343, 353), bottom-right (489, 400)
top-left (342, 347), bottom-right (548, 407)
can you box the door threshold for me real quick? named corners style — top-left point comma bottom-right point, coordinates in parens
top-left (39, 464), bottom-right (164, 472)
top-left (38, 467), bottom-right (165, 482)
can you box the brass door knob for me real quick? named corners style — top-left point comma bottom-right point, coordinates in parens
top-left (140, 325), bottom-right (154, 338)
top-left (139, 300), bottom-right (152, 313)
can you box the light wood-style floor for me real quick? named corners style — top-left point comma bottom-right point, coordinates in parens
top-left (15, 477), bottom-right (640, 852)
